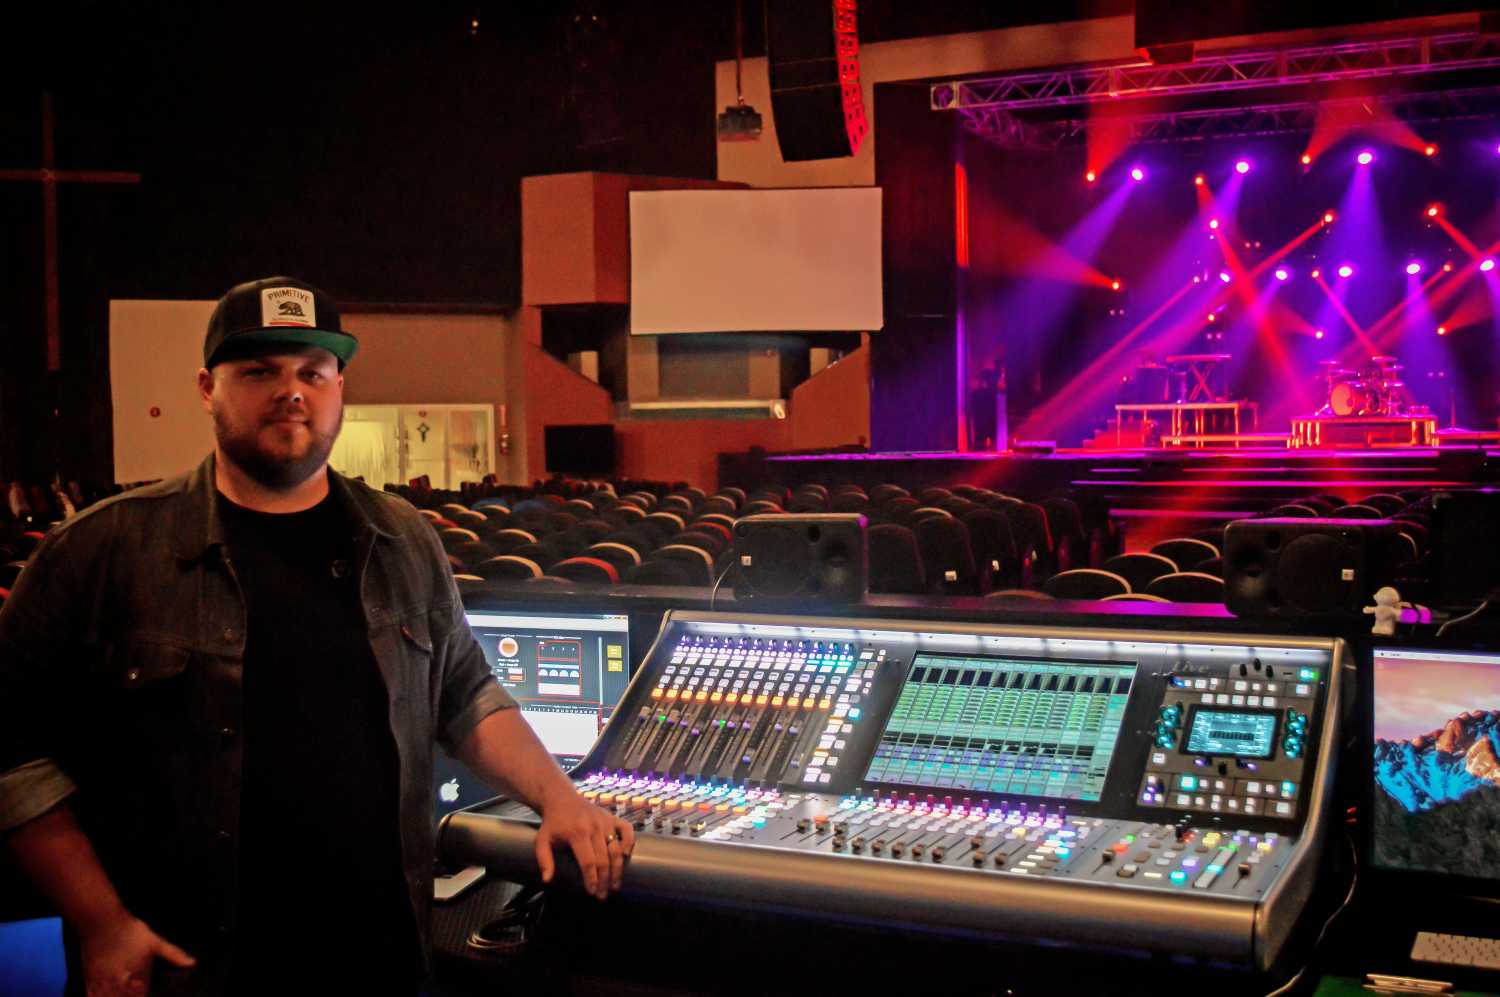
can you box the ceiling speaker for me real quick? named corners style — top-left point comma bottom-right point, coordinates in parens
top-left (732, 513), bottom-right (867, 603)
top-left (1224, 517), bottom-right (1409, 618)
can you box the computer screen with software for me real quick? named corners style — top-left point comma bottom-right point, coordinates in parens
top-left (1371, 646), bottom-right (1500, 885)
top-left (435, 610), bottom-right (631, 824)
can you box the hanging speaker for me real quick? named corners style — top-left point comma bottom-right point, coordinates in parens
top-left (1223, 518), bottom-right (1410, 618)
top-left (732, 513), bottom-right (867, 603)
top-left (765, 0), bottom-right (867, 162)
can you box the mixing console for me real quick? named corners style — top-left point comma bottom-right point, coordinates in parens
top-left (441, 613), bottom-right (1345, 971)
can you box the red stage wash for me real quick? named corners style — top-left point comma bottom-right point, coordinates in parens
top-left (835, 0), bottom-right (867, 157)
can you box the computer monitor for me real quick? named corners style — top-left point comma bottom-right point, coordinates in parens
top-left (435, 610), bottom-right (632, 825)
top-left (1370, 645), bottom-right (1500, 890)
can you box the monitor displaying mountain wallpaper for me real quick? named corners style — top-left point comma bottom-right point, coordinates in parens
top-left (1372, 648), bottom-right (1500, 882)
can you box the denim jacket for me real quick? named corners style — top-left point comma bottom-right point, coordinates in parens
top-left (0, 453), bottom-right (514, 989)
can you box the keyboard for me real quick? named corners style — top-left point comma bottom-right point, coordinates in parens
top-left (1411, 931), bottom-right (1500, 971)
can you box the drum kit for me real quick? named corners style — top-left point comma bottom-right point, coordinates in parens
top-left (1315, 356), bottom-right (1422, 418)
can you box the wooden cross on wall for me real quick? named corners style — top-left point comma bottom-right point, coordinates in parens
top-left (0, 93), bottom-right (141, 371)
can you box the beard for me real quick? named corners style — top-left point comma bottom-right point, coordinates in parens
top-left (213, 401), bottom-right (343, 491)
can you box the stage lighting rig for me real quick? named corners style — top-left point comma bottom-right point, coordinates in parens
top-left (1482, 259), bottom-right (1496, 273)
top-left (1130, 166), bottom-right (1145, 182)
top-left (1356, 150), bottom-right (1375, 165)
top-left (1235, 159), bottom-right (1250, 174)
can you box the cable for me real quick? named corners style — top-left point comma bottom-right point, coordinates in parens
top-left (1262, 828), bottom-right (1359, 997)
top-left (1436, 597), bottom-right (1492, 637)
top-left (709, 560), bottom-right (735, 611)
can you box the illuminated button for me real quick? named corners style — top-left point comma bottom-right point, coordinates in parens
top-left (771, 697), bottom-right (784, 708)
top-left (710, 692), bottom-right (722, 703)
top-left (664, 800), bottom-right (681, 811)
top-left (650, 688), bottom-right (663, 699)
top-left (648, 797), bottom-right (663, 807)
top-left (716, 803), bottom-right (731, 813)
top-left (666, 690), bottom-right (679, 700)
top-left (819, 699), bottom-right (832, 710)
top-left (599, 794), bottom-right (615, 805)
top-left (756, 695), bottom-right (770, 705)
top-left (631, 796), bottom-right (647, 807)
top-left (695, 691), bottom-right (709, 702)
top-left (698, 802), bottom-right (714, 812)
top-left (583, 791), bottom-right (599, 801)
top-left (1169, 870), bottom-right (1188, 885)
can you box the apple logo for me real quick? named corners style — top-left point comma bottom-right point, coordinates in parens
top-left (440, 778), bottom-right (461, 803)
top-left (499, 637), bottom-right (519, 658)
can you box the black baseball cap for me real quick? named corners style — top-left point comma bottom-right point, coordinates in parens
top-left (204, 276), bottom-right (359, 369)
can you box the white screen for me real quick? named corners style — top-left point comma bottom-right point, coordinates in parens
top-left (521, 707), bottom-right (603, 758)
top-left (629, 187), bottom-right (883, 334)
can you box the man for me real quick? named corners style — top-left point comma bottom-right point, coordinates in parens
top-left (0, 276), bottom-right (633, 995)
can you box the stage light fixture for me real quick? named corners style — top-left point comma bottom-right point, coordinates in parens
top-left (1483, 258), bottom-right (1497, 273)
top-left (1110, 278), bottom-right (1121, 291)
top-left (1424, 144), bottom-right (1438, 157)
top-left (1274, 268), bottom-right (1289, 281)
top-left (1130, 166), bottom-right (1145, 182)
top-left (1208, 218), bottom-right (1220, 230)
top-left (1311, 268), bottom-right (1322, 279)
top-left (1219, 271), bottom-right (1232, 283)
top-left (1356, 150), bottom-right (1374, 166)
top-left (1194, 174), bottom-right (1205, 186)
top-left (1315, 329), bottom-right (1325, 340)
top-left (1235, 159), bottom-right (1251, 174)
top-left (1426, 204), bottom-right (1440, 217)
top-left (1406, 261), bottom-right (1422, 276)
top-left (1300, 153), bottom-right (1312, 165)
top-left (1323, 211), bottom-right (1335, 224)
top-left (1206, 313), bottom-right (1216, 323)
top-left (1085, 170), bottom-right (1097, 183)
top-left (1444, 262), bottom-right (1454, 272)
top-left (1437, 325), bottom-right (1448, 336)
top-left (1337, 264), bottom-right (1354, 278)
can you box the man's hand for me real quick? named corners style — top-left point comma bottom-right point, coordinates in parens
top-left (80, 913), bottom-right (195, 997)
top-left (532, 789), bottom-right (635, 900)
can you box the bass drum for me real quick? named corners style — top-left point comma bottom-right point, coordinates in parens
top-left (1329, 379), bottom-right (1376, 416)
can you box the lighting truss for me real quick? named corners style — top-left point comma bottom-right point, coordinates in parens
top-left (958, 85), bottom-right (1500, 149)
top-left (931, 33), bottom-right (1500, 113)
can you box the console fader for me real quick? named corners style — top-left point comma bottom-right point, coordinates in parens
top-left (441, 613), bottom-right (1345, 971)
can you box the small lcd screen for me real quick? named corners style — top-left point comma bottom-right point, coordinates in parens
top-left (862, 653), bottom-right (1136, 802)
top-left (1371, 646), bottom-right (1500, 883)
top-left (1184, 709), bottom-right (1278, 758)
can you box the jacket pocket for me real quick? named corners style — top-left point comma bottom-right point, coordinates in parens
top-left (115, 638), bottom-right (192, 690)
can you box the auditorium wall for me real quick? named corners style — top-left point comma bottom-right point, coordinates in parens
top-left (108, 302), bottom-right (515, 484)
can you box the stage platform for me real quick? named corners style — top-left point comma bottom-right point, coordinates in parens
top-left (720, 444), bottom-right (1500, 542)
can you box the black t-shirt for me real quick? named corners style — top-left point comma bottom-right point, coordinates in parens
top-left (218, 489), bottom-right (416, 990)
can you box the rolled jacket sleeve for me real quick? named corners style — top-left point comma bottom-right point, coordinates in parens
top-left (0, 758), bottom-right (77, 831)
top-left (0, 522), bottom-right (93, 829)
top-left (419, 528), bottom-right (516, 756)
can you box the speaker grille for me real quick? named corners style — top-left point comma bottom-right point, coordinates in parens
top-left (740, 524), bottom-right (815, 598)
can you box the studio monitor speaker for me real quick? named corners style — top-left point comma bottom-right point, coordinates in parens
top-left (1224, 517), bottom-right (1408, 618)
top-left (732, 513), bottom-right (867, 603)
top-left (765, 0), bottom-right (867, 161)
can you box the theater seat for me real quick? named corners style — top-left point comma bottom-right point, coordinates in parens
top-left (1044, 569), bottom-right (1130, 600)
top-left (0, 561), bottom-right (23, 589)
top-left (671, 530), bottom-right (726, 557)
top-left (509, 543), bottom-right (563, 571)
top-left (649, 544), bottom-right (716, 586)
top-left (489, 528), bottom-right (540, 554)
top-left (1145, 572), bottom-right (1225, 603)
top-left (1103, 592), bottom-right (1170, 602)
top-left (475, 555), bottom-right (543, 582)
top-left (1150, 538), bottom-right (1218, 572)
top-left (1361, 493), bottom-right (1406, 516)
top-left (914, 516), bottom-right (979, 595)
top-left (984, 588), bottom-right (1054, 601)
top-left (584, 543), bottom-right (641, 576)
top-left (1195, 556), bottom-right (1224, 578)
top-left (867, 524), bottom-right (925, 595)
top-left (1331, 504), bottom-right (1382, 519)
top-left (550, 557), bottom-right (620, 586)
top-left (1102, 553), bottom-right (1177, 592)
top-left (963, 509), bottom-right (1018, 589)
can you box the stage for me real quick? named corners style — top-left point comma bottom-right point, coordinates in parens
top-left (720, 442), bottom-right (1500, 544)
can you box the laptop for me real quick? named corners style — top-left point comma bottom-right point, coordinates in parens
top-left (1360, 645), bottom-right (1500, 989)
top-left (433, 610), bottom-right (631, 898)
